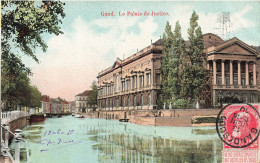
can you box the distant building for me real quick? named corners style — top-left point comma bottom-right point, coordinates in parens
top-left (42, 95), bottom-right (50, 113)
top-left (63, 100), bottom-right (71, 113)
top-left (50, 98), bottom-right (62, 113)
top-left (57, 97), bottom-right (70, 113)
top-left (75, 90), bottom-right (92, 112)
top-left (69, 101), bottom-right (76, 113)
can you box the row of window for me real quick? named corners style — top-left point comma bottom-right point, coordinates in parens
top-left (77, 97), bottom-right (87, 101)
top-left (102, 60), bottom-right (151, 82)
top-left (78, 103), bottom-right (91, 108)
top-left (216, 93), bottom-right (255, 103)
top-left (99, 73), bottom-right (151, 96)
top-left (217, 75), bottom-right (254, 85)
top-left (102, 94), bottom-right (151, 109)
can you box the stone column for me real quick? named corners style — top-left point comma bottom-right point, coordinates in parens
top-left (230, 60), bottom-right (233, 85)
top-left (213, 60), bottom-right (217, 85)
top-left (207, 61), bottom-right (209, 70)
top-left (253, 62), bottom-right (256, 85)
top-left (151, 59), bottom-right (155, 86)
top-left (221, 60), bottom-right (225, 85)
top-left (245, 61), bottom-right (249, 86)
top-left (238, 61), bottom-right (241, 86)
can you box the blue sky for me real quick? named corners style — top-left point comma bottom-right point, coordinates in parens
top-left (25, 1), bottom-right (260, 100)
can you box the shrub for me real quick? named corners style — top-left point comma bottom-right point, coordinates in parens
top-left (192, 116), bottom-right (223, 124)
top-left (174, 99), bottom-right (190, 109)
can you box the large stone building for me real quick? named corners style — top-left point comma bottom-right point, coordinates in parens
top-left (97, 33), bottom-right (260, 110)
top-left (203, 34), bottom-right (259, 107)
top-left (97, 40), bottom-right (163, 111)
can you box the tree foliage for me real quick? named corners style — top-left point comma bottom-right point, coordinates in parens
top-left (168, 21), bottom-right (185, 101)
top-left (1, 1), bottom-right (65, 110)
top-left (161, 11), bottom-right (207, 105)
top-left (161, 21), bottom-right (174, 102)
top-left (182, 11), bottom-right (207, 101)
top-left (1, 67), bottom-right (42, 110)
top-left (87, 81), bottom-right (98, 110)
top-left (27, 86), bottom-right (42, 108)
top-left (1, 1), bottom-right (65, 67)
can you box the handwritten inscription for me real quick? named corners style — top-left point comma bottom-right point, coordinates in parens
top-left (40, 129), bottom-right (82, 152)
top-left (101, 11), bottom-right (169, 16)
top-left (43, 129), bottom-right (74, 136)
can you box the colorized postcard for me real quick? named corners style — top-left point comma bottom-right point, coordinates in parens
top-left (1, 1), bottom-right (260, 163)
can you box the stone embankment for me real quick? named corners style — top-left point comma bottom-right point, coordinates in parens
top-left (82, 109), bottom-right (220, 127)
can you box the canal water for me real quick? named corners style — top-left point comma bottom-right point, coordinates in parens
top-left (10, 116), bottom-right (223, 163)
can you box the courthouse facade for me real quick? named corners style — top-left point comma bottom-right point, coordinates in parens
top-left (97, 33), bottom-right (260, 110)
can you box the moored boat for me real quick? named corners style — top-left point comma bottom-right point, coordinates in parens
top-left (75, 114), bottom-right (85, 118)
top-left (29, 114), bottom-right (46, 123)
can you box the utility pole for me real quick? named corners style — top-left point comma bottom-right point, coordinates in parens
top-left (216, 12), bottom-right (231, 39)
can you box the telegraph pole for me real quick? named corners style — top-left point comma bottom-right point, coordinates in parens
top-left (216, 12), bottom-right (231, 39)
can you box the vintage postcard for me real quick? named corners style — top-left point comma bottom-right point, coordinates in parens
top-left (1, 1), bottom-right (260, 163)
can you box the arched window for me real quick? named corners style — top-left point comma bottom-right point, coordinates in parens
top-left (141, 94), bottom-right (143, 110)
top-left (112, 99), bottom-right (114, 109)
top-left (148, 93), bottom-right (151, 109)
top-left (122, 97), bottom-right (125, 109)
top-left (116, 75), bottom-right (119, 92)
top-left (250, 94), bottom-right (254, 103)
top-left (134, 95), bottom-right (136, 109)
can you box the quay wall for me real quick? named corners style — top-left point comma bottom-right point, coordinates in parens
top-left (154, 117), bottom-right (192, 127)
top-left (2, 116), bottom-right (29, 140)
top-left (159, 109), bottom-right (220, 117)
top-left (83, 109), bottom-right (220, 127)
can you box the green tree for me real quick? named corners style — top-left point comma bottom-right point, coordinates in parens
top-left (1, 1), bottom-right (65, 70)
top-left (161, 21), bottom-right (174, 103)
top-left (1, 70), bottom-right (31, 110)
top-left (87, 81), bottom-right (98, 110)
top-left (168, 21), bottom-right (185, 101)
top-left (1, 1), bottom-right (65, 109)
top-left (181, 11), bottom-right (207, 102)
top-left (27, 86), bottom-right (42, 108)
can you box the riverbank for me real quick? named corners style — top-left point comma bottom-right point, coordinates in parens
top-left (81, 109), bottom-right (220, 127)
top-left (9, 116), bottom-right (222, 162)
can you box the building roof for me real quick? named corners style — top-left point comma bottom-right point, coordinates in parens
top-left (50, 98), bottom-right (62, 104)
top-left (97, 33), bottom-right (259, 79)
top-left (97, 40), bottom-right (163, 78)
top-left (77, 90), bottom-right (92, 96)
top-left (42, 95), bottom-right (50, 102)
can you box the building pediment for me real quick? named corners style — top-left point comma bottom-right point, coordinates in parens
top-left (207, 38), bottom-right (259, 56)
top-left (112, 58), bottom-right (122, 69)
top-left (218, 43), bottom-right (254, 55)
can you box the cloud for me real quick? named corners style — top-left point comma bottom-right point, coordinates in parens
top-left (169, 4), bottom-right (255, 40)
top-left (30, 15), bottom-right (158, 101)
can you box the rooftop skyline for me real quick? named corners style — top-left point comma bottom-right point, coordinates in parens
top-left (22, 1), bottom-right (260, 101)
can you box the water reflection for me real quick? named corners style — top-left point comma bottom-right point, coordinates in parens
top-left (10, 116), bottom-right (223, 163)
top-left (88, 125), bottom-right (222, 163)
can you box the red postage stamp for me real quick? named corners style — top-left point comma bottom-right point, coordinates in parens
top-left (216, 104), bottom-right (260, 149)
